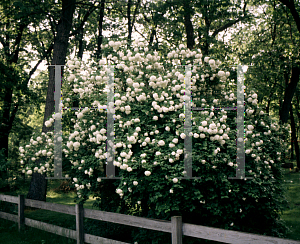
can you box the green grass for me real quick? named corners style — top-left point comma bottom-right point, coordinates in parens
top-left (280, 167), bottom-right (300, 241)
top-left (0, 218), bottom-right (76, 244)
top-left (0, 169), bottom-right (300, 243)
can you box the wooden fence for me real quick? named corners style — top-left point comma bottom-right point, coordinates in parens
top-left (0, 194), bottom-right (300, 244)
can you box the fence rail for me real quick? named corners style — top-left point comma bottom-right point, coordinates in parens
top-left (1, 194), bottom-right (300, 244)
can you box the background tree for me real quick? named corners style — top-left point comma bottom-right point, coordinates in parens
top-left (0, 0), bottom-right (54, 190)
top-left (26, 0), bottom-right (76, 201)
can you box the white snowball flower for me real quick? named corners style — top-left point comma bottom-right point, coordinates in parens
top-left (209, 59), bottom-right (215, 66)
top-left (173, 178), bottom-right (178, 183)
top-left (77, 113), bottom-right (84, 119)
top-left (153, 116), bottom-right (158, 120)
top-left (204, 57), bottom-right (210, 62)
top-left (228, 162), bottom-right (234, 167)
top-left (178, 74), bottom-right (184, 80)
top-left (73, 141), bottom-right (80, 148)
top-left (200, 133), bottom-right (205, 139)
top-left (144, 171), bottom-right (151, 176)
top-left (201, 121), bottom-right (207, 126)
top-left (218, 71), bottom-right (225, 77)
top-left (180, 133), bottom-right (186, 139)
top-left (45, 121), bottom-right (52, 127)
top-left (27, 170), bottom-right (32, 175)
top-left (247, 125), bottom-right (254, 131)
top-left (158, 140), bottom-right (165, 146)
top-left (169, 143), bottom-right (175, 148)
top-left (170, 189), bottom-right (174, 193)
top-left (172, 138), bottom-right (178, 144)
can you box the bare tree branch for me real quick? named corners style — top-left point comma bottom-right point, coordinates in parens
top-left (69, 5), bottom-right (97, 37)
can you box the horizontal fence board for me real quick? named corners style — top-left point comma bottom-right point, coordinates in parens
top-left (183, 223), bottom-right (300, 244)
top-left (84, 233), bottom-right (131, 244)
top-left (25, 217), bottom-right (77, 240)
top-left (0, 211), bottom-right (18, 222)
top-left (84, 208), bottom-right (171, 233)
top-left (24, 199), bottom-right (76, 216)
top-left (0, 194), bottom-right (18, 204)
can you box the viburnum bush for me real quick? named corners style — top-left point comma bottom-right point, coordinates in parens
top-left (19, 40), bottom-right (291, 243)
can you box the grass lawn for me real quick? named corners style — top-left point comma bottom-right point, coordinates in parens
top-left (280, 168), bottom-right (300, 241)
top-left (0, 167), bottom-right (299, 243)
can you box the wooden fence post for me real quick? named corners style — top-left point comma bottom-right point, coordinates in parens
top-left (76, 204), bottom-right (84, 244)
top-left (171, 216), bottom-right (182, 244)
top-left (18, 195), bottom-right (25, 232)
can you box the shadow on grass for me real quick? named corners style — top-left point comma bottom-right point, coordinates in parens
top-left (0, 218), bottom-right (76, 244)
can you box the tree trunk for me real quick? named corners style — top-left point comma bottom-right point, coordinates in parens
top-left (27, 0), bottom-right (76, 201)
top-left (290, 105), bottom-right (300, 170)
top-left (149, 27), bottom-right (156, 47)
top-left (96, 0), bottom-right (105, 60)
top-left (291, 137), bottom-right (294, 159)
top-left (127, 0), bottom-right (132, 47)
top-left (280, 65), bottom-right (300, 124)
top-left (77, 26), bottom-right (84, 59)
top-left (0, 65), bottom-right (20, 183)
top-left (183, 0), bottom-right (195, 50)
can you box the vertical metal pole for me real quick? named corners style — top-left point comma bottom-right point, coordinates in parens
top-left (236, 65), bottom-right (245, 179)
top-left (106, 65), bottom-right (115, 178)
top-left (54, 65), bottom-right (62, 179)
top-left (184, 65), bottom-right (193, 179)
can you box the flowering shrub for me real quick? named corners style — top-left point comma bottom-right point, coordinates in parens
top-left (19, 40), bottom-right (291, 243)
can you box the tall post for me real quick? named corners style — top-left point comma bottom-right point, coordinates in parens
top-left (18, 195), bottom-right (25, 232)
top-left (76, 204), bottom-right (84, 244)
top-left (171, 216), bottom-right (182, 244)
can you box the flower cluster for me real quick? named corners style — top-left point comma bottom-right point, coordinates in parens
top-left (19, 40), bottom-right (290, 231)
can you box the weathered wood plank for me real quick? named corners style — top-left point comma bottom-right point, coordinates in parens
top-left (182, 223), bottom-right (300, 244)
top-left (0, 194), bottom-right (18, 204)
top-left (84, 233), bottom-right (131, 244)
top-left (84, 208), bottom-right (171, 233)
top-left (76, 204), bottom-right (84, 244)
top-left (0, 211), bottom-right (18, 222)
top-left (25, 217), bottom-right (77, 240)
top-left (18, 195), bottom-right (25, 232)
top-left (24, 199), bottom-right (76, 215)
top-left (171, 216), bottom-right (182, 244)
